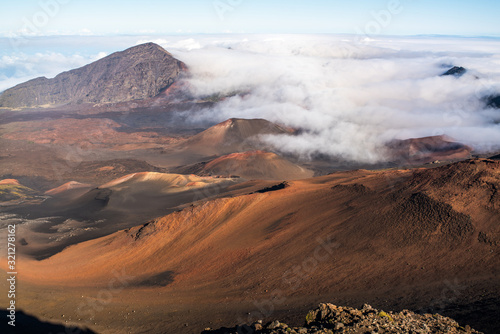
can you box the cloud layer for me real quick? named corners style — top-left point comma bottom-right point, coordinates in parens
top-left (1, 34), bottom-right (499, 162)
top-left (162, 35), bottom-right (500, 162)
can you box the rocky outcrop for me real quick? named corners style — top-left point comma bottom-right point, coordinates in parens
top-left (486, 95), bottom-right (500, 109)
top-left (0, 43), bottom-right (185, 108)
top-left (203, 303), bottom-right (482, 334)
top-left (441, 66), bottom-right (467, 78)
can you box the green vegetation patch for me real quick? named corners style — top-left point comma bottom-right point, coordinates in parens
top-left (0, 184), bottom-right (37, 201)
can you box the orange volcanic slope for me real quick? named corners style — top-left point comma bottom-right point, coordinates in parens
top-left (387, 135), bottom-right (472, 164)
top-left (0, 179), bottom-right (21, 186)
top-left (97, 172), bottom-right (229, 190)
top-left (175, 118), bottom-right (294, 156)
top-left (179, 150), bottom-right (314, 180)
top-left (202, 151), bottom-right (313, 180)
top-left (44, 181), bottom-right (92, 196)
top-left (15, 159), bottom-right (499, 293)
top-left (52, 172), bottom-right (241, 217)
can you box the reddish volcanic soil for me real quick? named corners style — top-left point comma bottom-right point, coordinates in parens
top-left (0, 179), bottom-right (20, 186)
top-left (170, 118), bottom-right (294, 158)
top-left (2, 172), bottom-right (257, 261)
top-left (173, 151), bottom-right (314, 180)
top-left (1, 118), bottom-right (182, 150)
top-left (387, 135), bottom-right (473, 164)
top-left (44, 181), bottom-right (93, 196)
top-left (2, 159), bottom-right (498, 334)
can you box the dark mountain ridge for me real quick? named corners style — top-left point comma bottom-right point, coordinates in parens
top-left (0, 43), bottom-right (185, 109)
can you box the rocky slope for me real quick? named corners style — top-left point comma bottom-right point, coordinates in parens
top-left (0, 43), bottom-right (185, 108)
top-left (203, 303), bottom-right (482, 333)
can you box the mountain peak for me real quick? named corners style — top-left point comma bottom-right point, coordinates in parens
top-left (0, 43), bottom-right (186, 109)
top-left (121, 42), bottom-right (172, 55)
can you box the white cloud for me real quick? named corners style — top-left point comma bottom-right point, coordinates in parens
top-left (1, 34), bottom-right (499, 162)
top-left (167, 35), bottom-right (500, 162)
top-left (79, 28), bottom-right (94, 36)
top-left (0, 50), bottom-right (112, 92)
top-left (95, 52), bottom-right (107, 60)
top-left (136, 38), bottom-right (202, 51)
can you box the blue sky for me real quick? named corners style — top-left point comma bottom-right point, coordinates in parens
top-left (1, 0), bottom-right (499, 37)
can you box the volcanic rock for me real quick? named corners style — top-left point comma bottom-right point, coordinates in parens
top-left (441, 66), bottom-right (467, 78)
top-left (486, 95), bottom-right (500, 109)
top-left (0, 43), bottom-right (185, 108)
top-left (202, 303), bottom-right (482, 333)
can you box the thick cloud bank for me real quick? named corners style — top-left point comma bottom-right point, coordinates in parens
top-left (1, 34), bottom-right (500, 162)
top-left (159, 35), bottom-right (500, 162)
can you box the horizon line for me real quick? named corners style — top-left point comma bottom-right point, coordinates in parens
top-left (1, 32), bottom-right (500, 39)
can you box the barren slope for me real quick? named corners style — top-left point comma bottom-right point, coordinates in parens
top-left (173, 150), bottom-right (314, 180)
top-left (6, 159), bottom-right (499, 333)
top-left (2, 172), bottom-right (248, 260)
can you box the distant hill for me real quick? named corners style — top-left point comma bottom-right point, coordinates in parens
top-left (441, 66), bottom-right (467, 77)
top-left (174, 118), bottom-right (294, 157)
top-left (44, 181), bottom-right (92, 197)
top-left (172, 150), bottom-right (314, 180)
top-left (0, 43), bottom-right (185, 108)
top-left (387, 135), bottom-right (472, 164)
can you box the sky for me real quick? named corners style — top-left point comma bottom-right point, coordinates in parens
top-left (1, 0), bottom-right (500, 37)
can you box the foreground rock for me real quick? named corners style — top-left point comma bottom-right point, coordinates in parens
top-left (0, 43), bottom-right (185, 108)
top-left (202, 303), bottom-right (482, 334)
